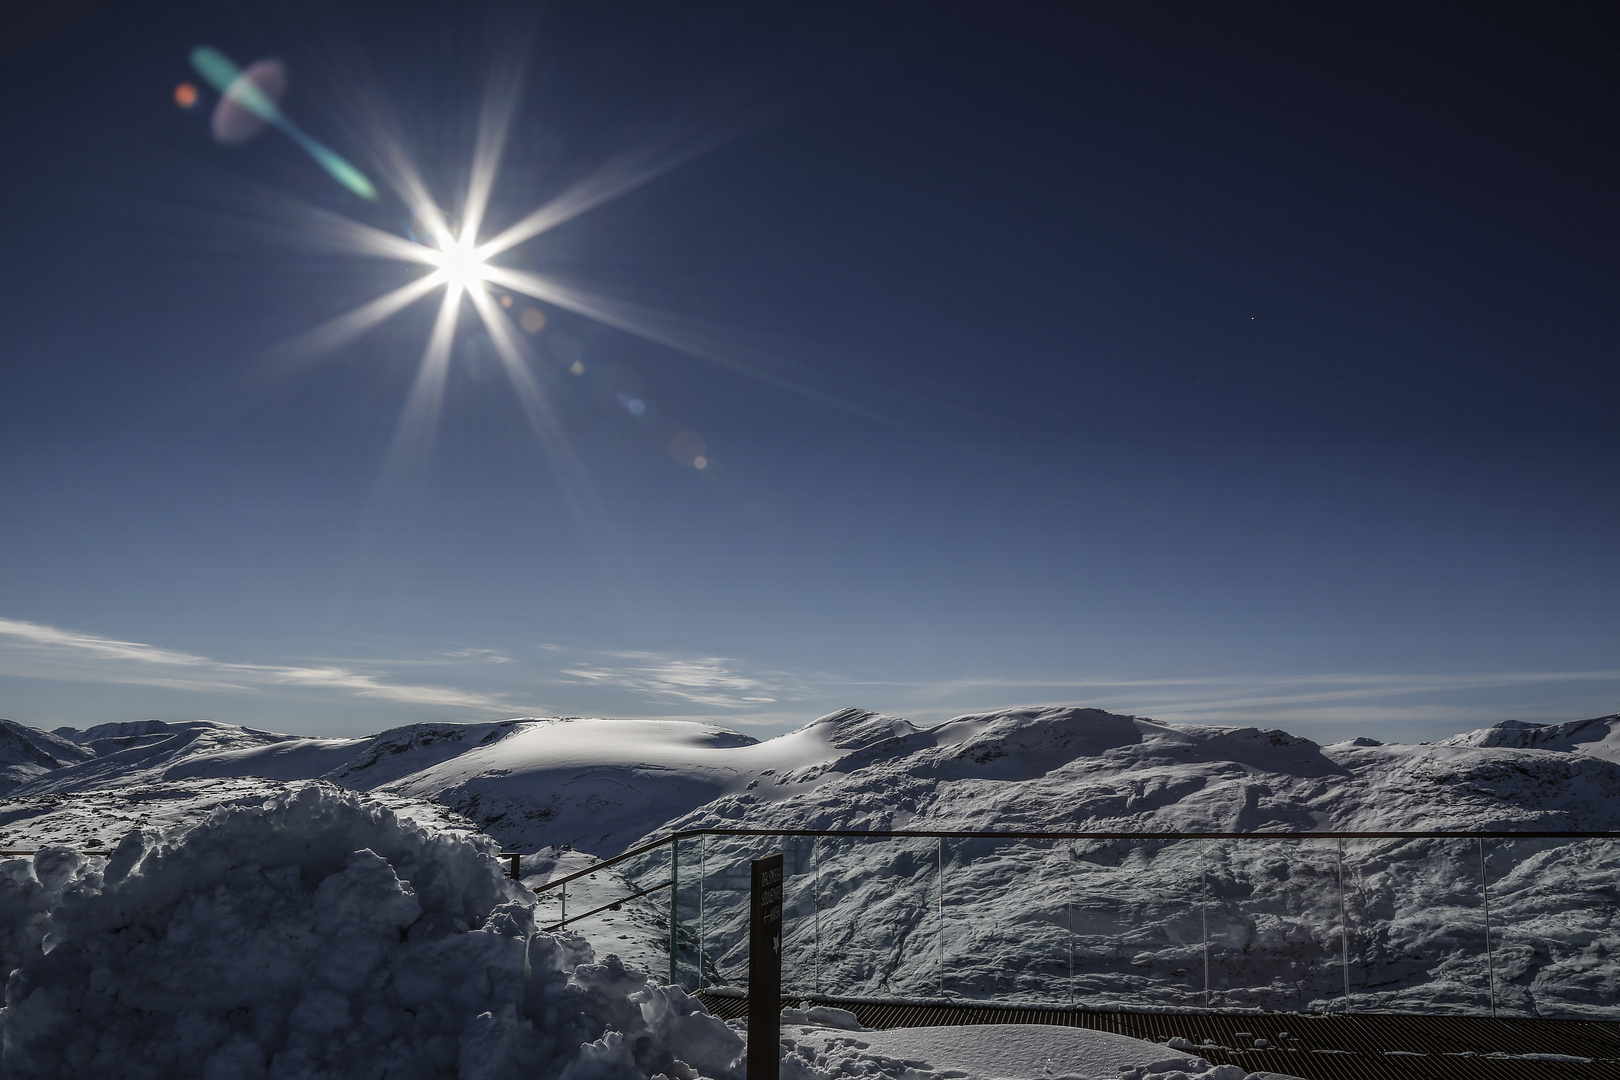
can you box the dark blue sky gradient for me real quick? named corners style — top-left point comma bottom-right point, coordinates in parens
top-left (2, 2), bottom-right (1616, 738)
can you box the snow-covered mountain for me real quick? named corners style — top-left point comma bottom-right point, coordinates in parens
top-left (5, 710), bottom-right (924, 855)
top-left (9, 706), bottom-right (1620, 853)
top-left (0, 722), bottom-right (93, 796)
top-left (654, 705), bottom-right (1620, 838)
top-left (1438, 713), bottom-right (1620, 762)
top-left (4, 705), bottom-right (1617, 1018)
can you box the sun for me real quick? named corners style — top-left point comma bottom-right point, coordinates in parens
top-left (428, 238), bottom-right (489, 291)
top-left (254, 44), bottom-right (784, 493)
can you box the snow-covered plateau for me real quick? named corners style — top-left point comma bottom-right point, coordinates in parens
top-left (1, 705), bottom-right (1617, 1077)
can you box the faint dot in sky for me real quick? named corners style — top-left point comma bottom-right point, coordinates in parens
top-left (519, 307), bottom-right (546, 333)
top-left (549, 331), bottom-right (582, 363)
top-left (670, 430), bottom-right (707, 468)
top-left (174, 83), bottom-right (198, 109)
top-left (569, 360), bottom-right (584, 376)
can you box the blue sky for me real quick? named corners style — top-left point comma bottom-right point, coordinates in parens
top-left (2, 2), bottom-right (1617, 742)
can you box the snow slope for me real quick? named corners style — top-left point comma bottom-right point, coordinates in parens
top-left (1439, 713), bottom-right (1620, 764)
top-left (34, 719), bottom-right (364, 790)
top-left (8, 711), bottom-right (923, 856)
top-left (0, 721), bottom-right (92, 797)
top-left (634, 708), bottom-right (1620, 1016)
top-left (5, 706), bottom-right (1618, 1020)
top-left (19, 708), bottom-right (1620, 851)
top-left (651, 706), bottom-right (1620, 839)
top-left (0, 785), bottom-right (1288, 1080)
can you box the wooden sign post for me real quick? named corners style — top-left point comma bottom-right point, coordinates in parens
top-left (747, 853), bottom-right (784, 1080)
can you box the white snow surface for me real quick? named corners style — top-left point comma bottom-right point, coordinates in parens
top-left (1439, 713), bottom-right (1620, 764)
top-left (0, 783), bottom-right (1292, 1080)
top-left (0, 723), bottom-right (92, 797)
top-left (0, 784), bottom-right (746, 1079)
top-left (780, 1023), bottom-right (1252, 1080)
top-left (4, 705), bottom-right (1619, 1023)
top-left (15, 708), bottom-right (1620, 851)
top-left (0, 776), bottom-right (487, 852)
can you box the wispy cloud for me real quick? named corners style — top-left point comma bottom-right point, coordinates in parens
top-left (557, 651), bottom-right (811, 709)
top-left (866, 669), bottom-right (1620, 729)
top-left (0, 616), bottom-right (514, 711)
top-left (446, 647), bottom-right (514, 664)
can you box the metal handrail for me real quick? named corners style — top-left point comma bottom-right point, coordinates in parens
top-left (528, 826), bottom-right (1620, 894)
top-left (541, 879), bottom-right (674, 932)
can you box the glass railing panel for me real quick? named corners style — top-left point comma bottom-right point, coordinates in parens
top-left (938, 837), bottom-right (1069, 1004)
top-left (1296, 838), bottom-right (1357, 1012)
top-left (1068, 838), bottom-right (1204, 1010)
top-left (529, 842), bottom-right (679, 979)
top-left (1197, 838), bottom-right (1353, 1013)
top-left (688, 833), bottom-right (783, 992)
top-left (776, 835), bottom-right (819, 998)
top-left (1482, 836), bottom-right (1619, 1019)
top-left (538, 829), bottom-right (1618, 1015)
top-left (1333, 837), bottom-right (1494, 1014)
top-left (811, 836), bottom-right (943, 999)
top-left (670, 835), bottom-right (703, 990)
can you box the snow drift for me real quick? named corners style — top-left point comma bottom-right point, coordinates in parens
top-left (0, 784), bottom-right (743, 1080)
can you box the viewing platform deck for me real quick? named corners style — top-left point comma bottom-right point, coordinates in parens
top-left (696, 992), bottom-right (1620, 1080)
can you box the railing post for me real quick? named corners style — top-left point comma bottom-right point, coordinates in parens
top-left (748, 854), bottom-right (785, 1080)
top-left (1479, 838), bottom-right (1497, 1017)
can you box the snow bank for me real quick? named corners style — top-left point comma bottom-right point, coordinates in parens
top-left (0, 784), bottom-right (743, 1080)
top-left (780, 1023), bottom-right (1261, 1080)
top-left (0, 777), bottom-right (487, 852)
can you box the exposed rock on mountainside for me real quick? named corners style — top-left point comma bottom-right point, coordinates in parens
top-left (0, 721), bottom-right (93, 796)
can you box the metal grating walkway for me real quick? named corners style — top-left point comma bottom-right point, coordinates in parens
top-left (694, 994), bottom-right (1620, 1080)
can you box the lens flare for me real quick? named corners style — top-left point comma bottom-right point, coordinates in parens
top-left (241, 26), bottom-right (883, 536)
top-left (174, 83), bottom-right (198, 109)
top-left (190, 46), bottom-right (377, 200)
top-left (670, 431), bottom-right (707, 468)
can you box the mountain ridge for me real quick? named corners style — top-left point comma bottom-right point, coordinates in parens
top-left (3, 708), bottom-right (1619, 857)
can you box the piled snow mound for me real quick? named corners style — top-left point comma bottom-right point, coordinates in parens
top-left (0, 777), bottom-right (487, 851)
top-left (780, 1024), bottom-right (1259, 1080)
top-left (0, 784), bottom-right (743, 1080)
